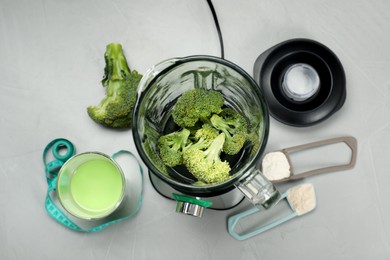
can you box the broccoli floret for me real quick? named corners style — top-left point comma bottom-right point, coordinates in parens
top-left (183, 124), bottom-right (220, 154)
top-left (143, 124), bottom-right (168, 175)
top-left (246, 132), bottom-right (260, 157)
top-left (210, 108), bottom-right (248, 155)
top-left (193, 124), bottom-right (219, 142)
top-left (183, 133), bottom-right (231, 184)
top-left (87, 43), bottom-right (142, 128)
top-left (172, 88), bottom-right (224, 128)
top-left (157, 128), bottom-right (191, 167)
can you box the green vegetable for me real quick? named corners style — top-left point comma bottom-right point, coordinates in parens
top-left (143, 124), bottom-right (168, 175)
top-left (183, 133), bottom-right (231, 184)
top-left (87, 43), bottom-right (142, 128)
top-left (179, 124), bottom-right (219, 153)
top-left (210, 108), bottom-right (248, 155)
top-left (193, 123), bottom-right (219, 142)
top-left (157, 128), bottom-right (191, 167)
top-left (246, 131), bottom-right (260, 157)
top-left (156, 89), bottom-right (248, 185)
top-left (172, 88), bottom-right (224, 128)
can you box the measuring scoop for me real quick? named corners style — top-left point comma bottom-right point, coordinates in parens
top-left (261, 136), bottom-right (357, 183)
top-left (228, 183), bottom-right (316, 240)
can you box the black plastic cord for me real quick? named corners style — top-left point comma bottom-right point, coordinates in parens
top-left (206, 0), bottom-right (225, 59)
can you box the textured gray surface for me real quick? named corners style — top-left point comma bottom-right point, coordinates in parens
top-left (1, 0), bottom-right (390, 259)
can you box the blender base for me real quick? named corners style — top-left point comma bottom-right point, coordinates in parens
top-left (148, 172), bottom-right (245, 210)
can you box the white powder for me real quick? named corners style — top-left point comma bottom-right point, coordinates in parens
top-left (287, 183), bottom-right (316, 216)
top-left (262, 151), bottom-right (291, 181)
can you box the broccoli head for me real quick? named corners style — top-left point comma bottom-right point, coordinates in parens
top-left (172, 88), bottom-right (224, 128)
top-left (193, 123), bottom-right (219, 141)
top-left (87, 43), bottom-right (142, 128)
top-left (143, 124), bottom-right (168, 175)
top-left (210, 108), bottom-right (248, 155)
top-left (183, 133), bottom-right (231, 184)
top-left (157, 128), bottom-right (191, 167)
top-left (246, 131), bottom-right (261, 157)
top-left (182, 124), bottom-right (220, 154)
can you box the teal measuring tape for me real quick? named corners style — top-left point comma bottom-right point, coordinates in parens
top-left (43, 138), bottom-right (144, 232)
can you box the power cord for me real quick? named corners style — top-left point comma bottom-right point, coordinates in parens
top-left (206, 0), bottom-right (225, 59)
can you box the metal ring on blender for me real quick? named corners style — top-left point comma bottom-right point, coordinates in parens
top-left (253, 38), bottom-right (346, 127)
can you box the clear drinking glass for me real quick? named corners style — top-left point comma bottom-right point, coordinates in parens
top-left (57, 152), bottom-right (126, 220)
top-left (132, 56), bottom-right (280, 209)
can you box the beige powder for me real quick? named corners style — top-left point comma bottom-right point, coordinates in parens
top-left (262, 151), bottom-right (291, 181)
top-left (287, 183), bottom-right (316, 216)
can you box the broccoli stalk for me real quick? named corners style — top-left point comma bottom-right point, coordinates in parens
top-left (87, 43), bottom-right (142, 128)
top-left (172, 88), bottom-right (224, 128)
top-left (210, 108), bottom-right (248, 155)
top-left (183, 133), bottom-right (231, 184)
top-left (157, 128), bottom-right (191, 167)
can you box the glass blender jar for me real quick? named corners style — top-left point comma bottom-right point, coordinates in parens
top-left (133, 56), bottom-right (280, 217)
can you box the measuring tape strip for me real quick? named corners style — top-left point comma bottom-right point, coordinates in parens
top-left (43, 139), bottom-right (144, 232)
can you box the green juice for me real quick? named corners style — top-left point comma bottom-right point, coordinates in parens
top-left (70, 159), bottom-right (123, 212)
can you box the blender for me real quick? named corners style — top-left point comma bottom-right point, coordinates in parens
top-left (132, 55), bottom-right (280, 217)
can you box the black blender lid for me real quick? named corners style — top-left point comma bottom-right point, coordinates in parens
top-left (253, 38), bottom-right (346, 127)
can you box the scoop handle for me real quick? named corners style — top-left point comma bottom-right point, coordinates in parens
top-left (228, 192), bottom-right (296, 240)
top-left (282, 136), bottom-right (357, 181)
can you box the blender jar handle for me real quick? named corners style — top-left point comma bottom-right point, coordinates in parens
top-left (235, 168), bottom-right (281, 209)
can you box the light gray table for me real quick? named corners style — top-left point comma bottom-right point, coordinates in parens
top-left (1, 0), bottom-right (390, 259)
